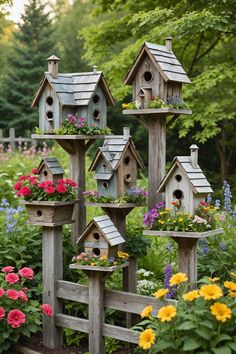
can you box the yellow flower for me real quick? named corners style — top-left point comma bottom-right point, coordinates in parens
top-left (140, 305), bottom-right (153, 318)
top-left (169, 273), bottom-right (188, 286)
top-left (117, 251), bottom-right (129, 259)
top-left (208, 277), bottom-right (220, 282)
top-left (210, 302), bottom-right (232, 322)
top-left (199, 284), bottom-right (223, 301)
top-left (159, 211), bottom-right (165, 215)
top-left (90, 262), bottom-right (96, 266)
top-left (153, 289), bottom-right (169, 299)
top-left (231, 272), bottom-right (236, 277)
top-left (182, 290), bottom-right (200, 301)
top-left (224, 281), bottom-right (236, 292)
top-left (157, 305), bottom-right (177, 322)
top-left (166, 208), bottom-right (171, 211)
top-left (229, 291), bottom-right (236, 297)
top-left (158, 220), bottom-right (164, 224)
top-left (139, 328), bottom-right (155, 350)
top-left (122, 103), bottom-right (129, 109)
top-left (100, 255), bottom-right (107, 260)
top-left (178, 217), bottom-right (184, 222)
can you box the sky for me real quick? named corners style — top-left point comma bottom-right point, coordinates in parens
top-left (5, 0), bottom-right (29, 23)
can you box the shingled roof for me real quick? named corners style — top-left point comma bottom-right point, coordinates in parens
top-left (32, 71), bottom-right (114, 107)
top-left (124, 41), bottom-right (191, 85)
top-left (77, 215), bottom-right (125, 247)
top-left (157, 149), bottom-right (213, 194)
top-left (89, 132), bottom-right (144, 173)
top-left (37, 157), bottom-right (64, 176)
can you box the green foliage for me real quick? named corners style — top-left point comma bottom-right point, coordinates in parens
top-left (105, 337), bottom-right (121, 354)
top-left (125, 222), bottom-right (151, 258)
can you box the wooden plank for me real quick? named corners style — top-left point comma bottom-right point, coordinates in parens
top-left (102, 324), bottom-right (139, 344)
top-left (10, 127), bottom-right (15, 151)
top-left (56, 280), bottom-right (88, 303)
top-left (94, 215), bottom-right (110, 222)
top-left (85, 202), bottom-right (138, 208)
top-left (69, 262), bottom-right (129, 272)
top-left (143, 228), bottom-right (223, 239)
top-left (159, 62), bottom-right (187, 74)
top-left (32, 134), bottom-right (105, 140)
top-left (55, 314), bottom-right (89, 333)
top-left (122, 108), bottom-right (192, 116)
top-left (26, 220), bottom-right (74, 227)
top-left (176, 238), bottom-right (198, 286)
top-left (14, 346), bottom-right (42, 354)
top-left (21, 200), bottom-right (78, 206)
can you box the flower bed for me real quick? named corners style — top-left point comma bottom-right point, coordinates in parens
top-left (71, 251), bottom-right (129, 268)
top-left (122, 95), bottom-right (187, 110)
top-left (83, 187), bottom-right (147, 205)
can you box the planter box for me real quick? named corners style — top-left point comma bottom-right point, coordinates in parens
top-left (20, 200), bottom-right (78, 226)
top-left (143, 228), bottom-right (223, 239)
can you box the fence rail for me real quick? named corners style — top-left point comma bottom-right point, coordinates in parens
top-left (0, 128), bottom-right (37, 151)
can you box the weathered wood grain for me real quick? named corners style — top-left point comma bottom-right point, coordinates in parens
top-left (55, 314), bottom-right (89, 333)
top-left (122, 108), bottom-right (192, 116)
top-left (102, 324), bottom-right (139, 344)
top-left (69, 262), bottom-right (129, 272)
top-left (143, 228), bottom-right (223, 239)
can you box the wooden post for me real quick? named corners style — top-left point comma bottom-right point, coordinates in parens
top-left (42, 226), bottom-right (63, 348)
top-left (176, 238), bottom-right (198, 285)
top-left (88, 271), bottom-right (105, 354)
top-left (9, 128), bottom-right (15, 152)
top-left (148, 116), bottom-right (166, 209)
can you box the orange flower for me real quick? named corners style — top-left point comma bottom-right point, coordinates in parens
top-left (182, 290), bottom-right (199, 301)
top-left (210, 302), bottom-right (232, 322)
top-left (170, 273), bottom-right (188, 286)
top-left (140, 305), bottom-right (152, 318)
top-left (139, 328), bottom-right (155, 350)
top-left (224, 281), bottom-right (236, 292)
top-left (199, 284), bottom-right (223, 301)
top-left (157, 305), bottom-right (177, 322)
top-left (153, 289), bottom-right (169, 299)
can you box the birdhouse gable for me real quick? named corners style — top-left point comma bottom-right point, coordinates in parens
top-left (37, 157), bottom-right (64, 182)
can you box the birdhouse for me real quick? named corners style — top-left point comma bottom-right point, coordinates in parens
top-left (157, 145), bottom-right (213, 215)
top-left (32, 56), bottom-right (115, 133)
top-left (89, 127), bottom-right (144, 198)
top-left (37, 157), bottom-right (64, 183)
top-left (124, 37), bottom-right (191, 109)
top-left (77, 215), bottom-right (125, 258)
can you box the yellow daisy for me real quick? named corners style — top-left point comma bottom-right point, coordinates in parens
top-left (224, 281), bottom-right (236, 292)
top-left (199, 284), bottom-right (223, 301)
top-left (208, 277), bottom-right (220, 282)
top-left (169, 273), bottom-right (188, 286)
top-left (153, 289), bottom-right (169, 299)
top-left (100, 255), bottom-right (107, 260)
top-left (231, 272), bottom-right (236, 277)
top-left (157, 305), bottom-right (177, 322)
top-left (210, 302), bottom-right (232, 322)
top-left (139, 328), bottom-right (155, 350)
top-left (229, 291), bottom-right (236, 297)
top-left (140, 305), bottom-right (153, 318)
top-left (178, 217), bottom-right (184, 222)
top-left (182, 290), bottom-right (200, 301)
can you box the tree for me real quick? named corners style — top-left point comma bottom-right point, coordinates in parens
top-left (0, 0), bottom-right (55, 134)
top-left (80, 0), bottom-right (236, 183)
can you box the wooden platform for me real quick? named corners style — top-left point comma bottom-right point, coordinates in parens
top-left (85, 202), bottom-right (140, 208)
top-left (143, 228), bottom-right (223, 239)
top-left (32, 134), bottom-right (106, 140)
top-left (122, 108), bottom-right (192, 116)
top-left (69, 262), bottom-right (129, 272)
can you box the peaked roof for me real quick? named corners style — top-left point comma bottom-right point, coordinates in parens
top-left (32, 71), bottom-right (115, 107)
top-left (77, 215), bottom-right (125, 247)
top-left (89, 135), bottom-right (144, 172)
top-left (124, 41), bottom-right (191, 85)
top-left (37, 157), bottom-right (64, 175)
top-left (157, 156), bottom-right (213, 194)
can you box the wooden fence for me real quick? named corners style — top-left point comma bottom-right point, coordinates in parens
top-left (0, 128), bottom-right (37, 151)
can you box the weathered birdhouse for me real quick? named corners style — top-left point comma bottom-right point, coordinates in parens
top-left (32, 56), bottom-right (114, 133)
top-left (89, 127), bottom-right (144, 198)
top-left (77, 215), bottom-right (125, 258)
top-left (124, 37), bottom-right (191, 109)
top-left (37, 157), bottom-right (64, 183)
top-left (157, 145), bottom-right (213, 215)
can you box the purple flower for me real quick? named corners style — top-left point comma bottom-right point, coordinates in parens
top-left (143, 207), bottom-right (159, 227)
top-left (198, 238), bottom-right (209, 255)
top-left (67, 114), bottom-right (77, 123)
top-left (166, 243), bottom-right (173, 252)
top-left (155, 201), bottom-right (165, 209)
top-left (233, 206), bottom-right (236, 220)
top-left (215, 199), bottom-right (221, 208)
top-left (164, 264), bottom-right (175, 299)
top-left (1, 198), bottom-right (9, 207)
top-left (206, 194), bottom-right (212, 204)
top-left (223, 181), bottom-right (232, 213)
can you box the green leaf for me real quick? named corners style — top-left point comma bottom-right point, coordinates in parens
top-left (212, 347), bottom-right (231, 354)
top-left (177, 321), bottom-right (196, 330)
top-left (195, 328), bottom-right (212, 340)
top-left (183, 338), bottom-right (201, 351)
top-left (216, 334), bottom-right (232, 344)
top-left (228, 342), bottom-right (236, 352)
top-left (199, 320), bottom-right (214, 329)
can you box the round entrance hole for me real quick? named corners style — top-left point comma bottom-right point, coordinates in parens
top-left (173, 189), bottom-right (183, 200)
top-left (124, 156), bottom-right (131, 166)
top-left (175, 174), bottom-right (182, 182)
top-left (92, 248), bottom-right (100, 256)
top-left (143, 71), bottom-right (153, 82)
top-left (93, 110), bottom-right (100, 121)
top-left (37, 210), bottom-right (42, 217)
top-left (93, 94), bottom-right (100, 104)
top-left (102, 164), bottom-right (106, 168)
top-left (46, 96), bottom-right (53, 106)
top-left (125, 174), bottom-right (131, 182)
top-left (93, 233), bottom-right (100, 240)
top-left (103, 182), bottom-right (109, 189)
top-left (46, 111), bottom-right (53, 121)
top-left (43, 170), bottom-right (48, 176)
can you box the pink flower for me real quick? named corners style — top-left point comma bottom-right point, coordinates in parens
top-left (5, 273), bottom-right (19, 284)
top-left (38, 180), bottom-right (54, 188)
top-left (0, 307), bottom-right (5, 320)
top-left (45, 186), bottom-right (56, 194)
top-left (22, 287), bottom-right (29, 293)
top-left (56, 184), bottom-right (67, 193)
top-left (19, 175), bottom-right (30, 181)
top-left (31, 168), bottom-right (38, 174)
top-left (0, 288), bottom-right (5, 297)
top-left (18, 186), bottom-right (31, 197)
top-left (64, 179), bottom-right (77, 187)
top-left (19, 267), bottom-right (34, 280)
top-left (1, 266), bottom-right (15, 273)
top-left (13, 181), bottom-right (22, 191)
top-left (29, 176), bottom-right (38, 185)
top-left (6, 289), bottom-right (19, 300)
top-left (41, 304), bottom-right (53, 317)
top-left (18, 290), bottom-right (28, 302)
top-left (7, 309), bottom-right (26, 328)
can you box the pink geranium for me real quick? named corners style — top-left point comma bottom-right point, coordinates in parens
top-left (18, 186), bottom-right (31, 197)
top-left (5, 273), bottom-right (19, 284)
top-left (0, 307), bottom-right (5, 320)
top-left (7, 309), bottom-right (26, 328)
top-left (64, 179), bottom-right (77, 187)
top-left (45, 186), bottom-right (56, 194)
top-left (1, 266), bottom-right (15, 273)
top-left (18, 290), bottom-right (28, 302)
top-left (56, 184), bottom-right (67, 193)
top-left (41, 304), bottom-right (53, 317)
top-left (6, 289), bottom-right (19, 300)
top-left (19, 267), bottom-right (34, 280)
top-left (0, 288), bottom-right (5, 297)
top-left (13, 181), bottom-right (22, 191)
top-left (31, 168), bottom-right (38, 174)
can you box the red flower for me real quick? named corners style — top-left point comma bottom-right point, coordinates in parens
top-left (13, 181), bottom-right (22, 191)
top-left (18, 290), bottom-right (28, 302)
top-left (57, 179), bottom-right (65, 184)
top-left (5, 273), bottom-right (19, 284)
top-left (0, 307), bottom-right (5, 320)
top-left (6, 289), bottom-right (19, 300)
top-left (19, 175), bottom-right (30, 181)
top-left (41, 304), bottom-right (53, 317)
top-left (7, 309), bottom-right (26, 328)
top-left (56, 184), bottom-right (67, 193)
top-left (171, 201), bottom-right (178, 206)
top-left (19, 267), bottom-right (34, 280)
top-left (38, 180), bottom-right (54, 188)
top-left (22, 287), bottom-right (29, 293)
top-left (1, 266), bottom-right (15, 273)
top-left (200, 201), bottom-right (208, 206)
top-left (64, 179), bottom-right (77, 187)
top-left (18, 186), bottom-right (31, 197)
top-left (29, 176), bottom-right (38, 185)
top-left (0, 288), bottom-right (5, 297)
top-left (45, 186), bottom-right (56, 194)
top-left (31, 168), bottom-right (38, 174)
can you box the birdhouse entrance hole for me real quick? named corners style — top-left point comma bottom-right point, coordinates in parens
top-left (43, 171), bottom-right (48, 176)
top-left (37, 210), bottom-right (43, 217)
top-left (46, 96), bottom-right (53, 105)
top-left (103, 182), bottom-right (109, 189)
top-left (92, 248), bottom-right (100, 256)
top-left (143, 71), bottom-right (153, 82)
top-left (93, 95), bottom-right (100, 104)
top-left (173, 189), bottom-right (183, 200)
top-left (124, 156), bottom-right (131, 166)
top-left (175, 174), bottom-right (182, 182)
top-left (93, 110), bottom-right (100, 121)
top-left (46, 111), bottom-right (53, 121)
top-left (93, 232), bottom-right (100, 240)
top-left (125, 174), bottom-right (131, 182)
